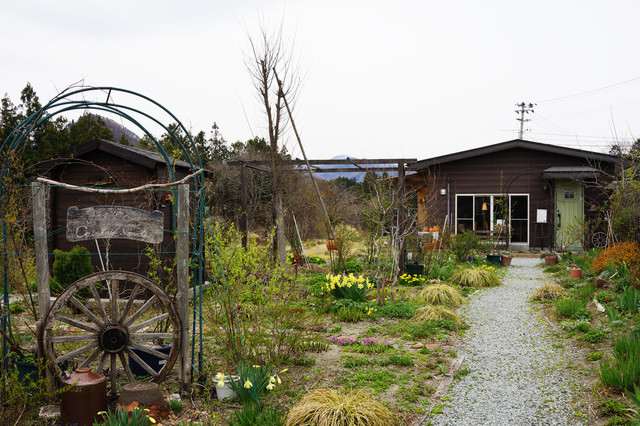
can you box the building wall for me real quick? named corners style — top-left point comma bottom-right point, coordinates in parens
top-left (413, 147), bottom-right (615, 248)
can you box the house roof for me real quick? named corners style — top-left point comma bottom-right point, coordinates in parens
top-left (541, 166), bottom-right (601, 179)
top-left (38, 138), bottom-right (192, 171)
top-left (409, 139), bottom-right (622, 170)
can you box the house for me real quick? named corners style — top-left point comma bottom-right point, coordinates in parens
top-left (36, 138), bottom-right (193, 275)
top-left (408, 139), bottom-right (623, 250)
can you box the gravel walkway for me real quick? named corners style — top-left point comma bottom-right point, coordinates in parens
top-left (433, 258), bottom-right (587, 425)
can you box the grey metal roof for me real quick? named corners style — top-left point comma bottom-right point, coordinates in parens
top-left (542, 166), bottom-right (601, 179)
top-left (98, 139), bottom-right (192, 169)
top-left (409, 139), bottom-right (622, 170)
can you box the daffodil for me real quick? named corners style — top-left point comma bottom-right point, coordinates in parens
top-left (269, 375), bottom-right (276, 383)
top-left (244, 379), bottom-right (253, 388)
top-left (267, 382), bottom-right (275, 390)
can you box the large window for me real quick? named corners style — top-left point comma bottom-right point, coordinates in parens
top-left (455, 194), bottom-right (529, 244)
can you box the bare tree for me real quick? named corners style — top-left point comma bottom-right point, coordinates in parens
top-left (245, 20), bottom-right (302, 263)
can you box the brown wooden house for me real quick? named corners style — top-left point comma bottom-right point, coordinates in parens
top-left (37, 138), bottom-right (192, 275)
top-left (409, 139), bottom-right (623, 250)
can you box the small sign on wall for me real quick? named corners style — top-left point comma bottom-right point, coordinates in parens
top-left (536, 209), bottom-right (548, 223)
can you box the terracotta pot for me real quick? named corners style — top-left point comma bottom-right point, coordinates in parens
top-left (501, 255), bottom-right (512, 266)
top-left (326, 238), bottom-right (338, 251)
top-left (570, 268), bottom-right (582, 279)
top-left (545, 255), bottom-right (558, 265)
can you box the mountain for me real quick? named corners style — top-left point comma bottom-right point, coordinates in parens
top-left (90, 114), bottom-right (141, 146)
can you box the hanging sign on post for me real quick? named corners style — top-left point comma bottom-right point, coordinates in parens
top-left (66, 206), bottom-right (164, 243)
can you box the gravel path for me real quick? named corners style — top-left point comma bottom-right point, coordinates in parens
top-left (433, 258), bottom-right (587, 425)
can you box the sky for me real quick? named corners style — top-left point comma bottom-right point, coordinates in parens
top-left (2, 0), bottom-right (640, 161)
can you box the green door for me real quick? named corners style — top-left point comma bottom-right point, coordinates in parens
top-left (555, 179), bottom-right (584, 249)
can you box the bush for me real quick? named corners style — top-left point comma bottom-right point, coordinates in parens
top-left (449, 266), bottom-right (502, 288)
top-left (418, 284), bottom-right (464, 307)
top-left (285, 388), bottom-right (394, 426)
top-left (600, 334), bottom-right (640, 391)
top-left (51, 246), bottom-right (93, 296)
top-left (414, 305), bottom-right (463, 325)
top-left (446, 231), bottom-right (486, 262)
top-left (343, 259), bottom-right (363, 274)
top-left (531, 283), bottom-right (568, 301)
top-left (591, 242), bottom-right (640, 273)
top-left (555, 298), bottom-right (585, 318)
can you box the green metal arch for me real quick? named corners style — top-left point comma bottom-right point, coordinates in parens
top-left (0, 86), bottom-right (206, 377)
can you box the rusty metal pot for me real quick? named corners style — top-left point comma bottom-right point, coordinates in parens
top-left (59, 368), bottom-right (107, 426)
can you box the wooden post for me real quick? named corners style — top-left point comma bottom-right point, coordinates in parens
top-left (177, 184), bottom-right (191, 392)
top-left (240, 165), bottom-right (248, 249)
top-left (31, 182), bottom-right (53, 393)
top-left (398, 162), bottom-right (406, 274)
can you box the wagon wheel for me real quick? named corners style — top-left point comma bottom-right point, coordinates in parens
top-left (591, 231), bottom-right (608, 248)
top-left (42, 271), bottom-right (181, 396)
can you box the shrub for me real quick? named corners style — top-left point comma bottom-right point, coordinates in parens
top-left (446, 231), bottom-right (485, 262)
top-left (51, 245), bottom-right (93, 296)
top-left (323, 274), bottom-right (373, 302)
top-left (414, 305), bottom-right (463, 325)
top-left (531, 283), bottom-right (568, 301)
top-left (449, 266), bottom-right (502, 288)
top-left (418, 284), bottom-right (464, 307)
top-left (377, 301), bottom-right (417, 319)
top-left (591, 242), bottom-right (640, 273)
top-left (285, 388), bottom-right (394, 426)
top-left (344, 259), bottom-right (363, 274)
top-left (600, 334), bottom-right (640, 391)
top-left (555, 298), bottom-right (585, 318)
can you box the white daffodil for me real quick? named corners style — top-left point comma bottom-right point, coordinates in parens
top-left (244, 379), bottom-right (253, 389)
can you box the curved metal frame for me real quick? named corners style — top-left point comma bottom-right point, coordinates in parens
top-left (0, 86), bottom-right (205, 377)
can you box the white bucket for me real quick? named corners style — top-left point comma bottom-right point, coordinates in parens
top-left (215, 376), bottom-right (240, 401)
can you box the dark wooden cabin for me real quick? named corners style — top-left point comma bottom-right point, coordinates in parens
top-left (409, 139), bottom-right (623, 250)
top-left (37, 138), bottom-right (192, 275)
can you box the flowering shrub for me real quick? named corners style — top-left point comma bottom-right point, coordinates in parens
top-left (398, 273), bottom-right (424, 286)
top-left (591, 241), bottom-right (640, 273)
top-left (323, 273), bottom-right (373, 302)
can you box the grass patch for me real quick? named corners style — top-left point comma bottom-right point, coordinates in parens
top-left (377, 301), bottom-right (418, 319)
top-left (380, 354), bottom-right (415, 367)
top-left (531, 282), bottom-right (568, 301)
top-left (418, 284), bottom-right (464, 307)
top-left (414, 305), bottom-right (463, 325)
top-left (555, 298), bottom-right (585, 318)
top-left (338, 368), bottom-right (397, 393)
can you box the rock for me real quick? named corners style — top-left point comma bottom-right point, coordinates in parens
top-left (39, 405), bottom-right (60, 419)
top-left (413, 343), bottom-right (425, 349)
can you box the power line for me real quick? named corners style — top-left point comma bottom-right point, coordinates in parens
top-left (515, 102), bottom-right (535, 139)
top-left (537, 75), bottom-right (640, 104)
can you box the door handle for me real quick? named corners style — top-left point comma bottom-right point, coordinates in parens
top-left (557, 212), bottom-right (561, 227)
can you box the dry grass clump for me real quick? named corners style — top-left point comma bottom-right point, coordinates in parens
top-left (285, 388), bottom-right (393, 426)
top-left (414, 305), bottom-right (463, 325)
top-left (418, 284), bottom-right (464, 307)
top-left (531, 282), bottom-right (568, 301)
top-left (450, 267), bottom-right (502, 288)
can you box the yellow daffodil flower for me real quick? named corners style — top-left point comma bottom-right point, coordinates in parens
top-left (244, 379), bottom-right (253, 388)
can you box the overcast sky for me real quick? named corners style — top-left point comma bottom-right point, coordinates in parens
top-left (2, 0), bottom-right (640, 160)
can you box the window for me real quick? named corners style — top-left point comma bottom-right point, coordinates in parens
top-left (455, 194), bottom-right (529, 244)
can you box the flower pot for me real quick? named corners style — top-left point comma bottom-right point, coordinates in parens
top-left (15, 359), bottom-right (38, 385)
top-left (501, 255), bottom-right (512, 266)
top-left (326, 238), bottom-right (338, 251)
top-left (215, 376), bottom-right (240, 401)
top-left (545, 255), bottom-right (558, 265)
top-left (570, 268), bottom-right (582, 279)
top-left (128, 345), bottom-right (172, 376)
top-left (486, 254), bottom-right (501, 264)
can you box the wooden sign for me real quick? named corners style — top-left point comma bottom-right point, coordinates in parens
top-left (66, 206), bottom-right (164, 243)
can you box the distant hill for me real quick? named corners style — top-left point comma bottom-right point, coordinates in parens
top-left (90, 114), bottom-right (141, 146)
top-left (312, 155), bottom-right (399, 182)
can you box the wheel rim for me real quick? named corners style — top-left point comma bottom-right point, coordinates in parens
top-left (591, 231), bottom-right (607, 248)
top-left (42, 271), bottom-right (181, 395)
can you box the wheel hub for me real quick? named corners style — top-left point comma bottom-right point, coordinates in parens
top-left (98, 324), bottom-right (129, 353)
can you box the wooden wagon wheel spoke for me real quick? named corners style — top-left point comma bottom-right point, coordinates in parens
top-left (42, 270), bottom-right (181, 396)
top-left (118, 352), bottom-right (135, 382)
top-left (123, 295), bottom-right (157, 327)
top-left (125, 347), bottom-right (159, 377)
top-left (89, 282), bottom-right (110, 323)
top-left (55, 341), bottom-right (99, 364)
top-left (110, 280), bottom-right (119, 322)
top-left (129, 342), bottom-right (170, 360)
top-left (129, 313), bottom-right (169, 333)
top-left (57, 315), bottom-right (100, 333)
top-left (118, 284), bottom-right (140, 323)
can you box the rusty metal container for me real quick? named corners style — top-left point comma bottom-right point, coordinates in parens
top-left (59, 368), bottom-right (107, 426)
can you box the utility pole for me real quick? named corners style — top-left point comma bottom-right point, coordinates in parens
top-left (515, 102), bottom-right (535, 139)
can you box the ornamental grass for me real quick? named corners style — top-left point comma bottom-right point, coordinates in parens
top-left (530, 282), bottom-right (568, 301)
top-left (414, 305), bottom-right (463, 325)
top-left (417, 284), bottom-right (464, 307)
top-left (449, 266), bottom-right (502, 288)
top-left (284, 388), bottom-right (393, 426)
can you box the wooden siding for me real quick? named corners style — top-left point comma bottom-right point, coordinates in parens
top-left (412, 147), bottom-right (615, 248)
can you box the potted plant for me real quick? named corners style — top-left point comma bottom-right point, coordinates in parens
top-left (541, 252), bottom-right (558, 265)
top-left (214, 372), bottom-right (241, 401)
top-left (500, 251), bottom-right (513, 266)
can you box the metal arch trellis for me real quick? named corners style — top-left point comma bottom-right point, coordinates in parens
top-left (0, 85), bottom-right (206, 379)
